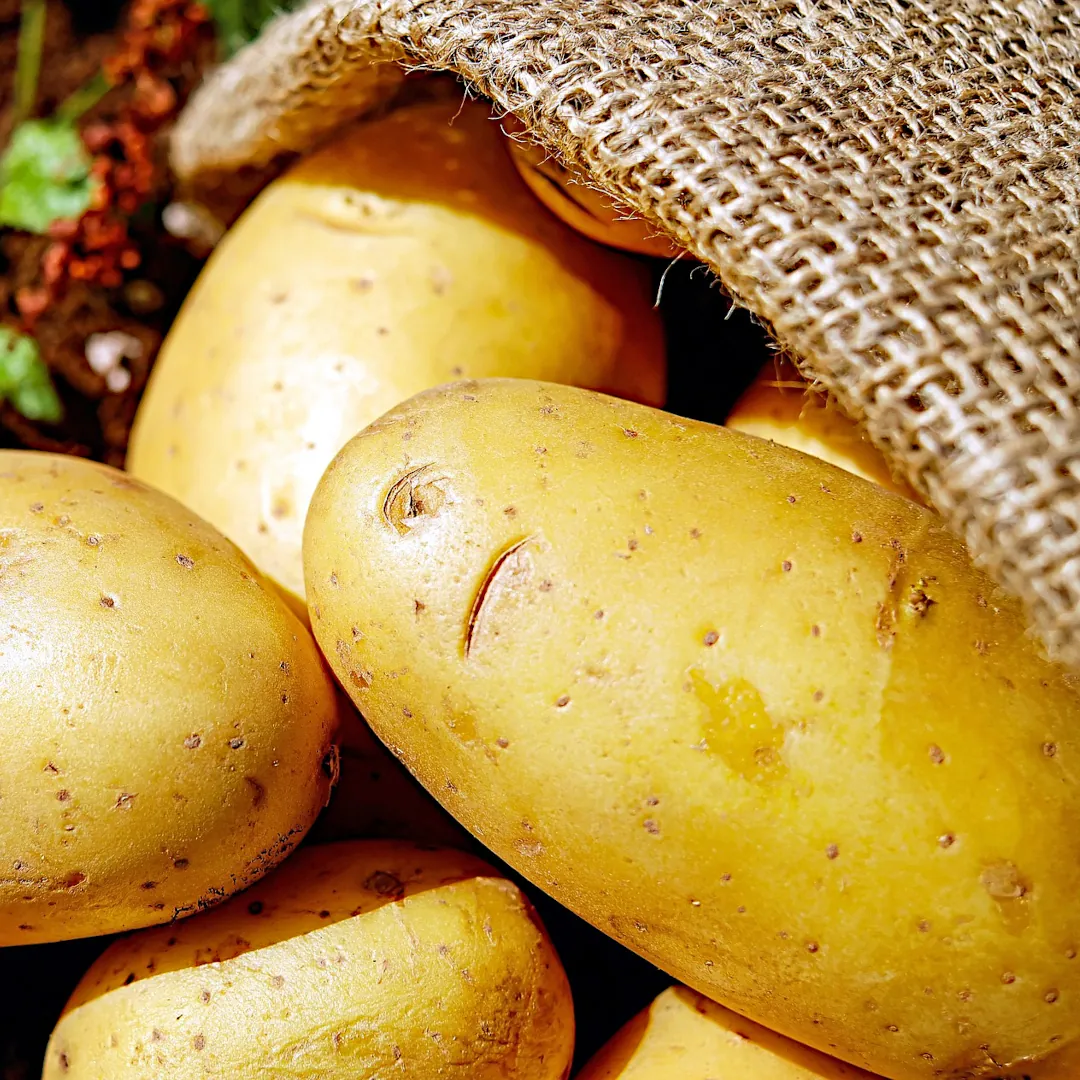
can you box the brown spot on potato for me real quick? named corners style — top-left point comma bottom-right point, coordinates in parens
top-left (938, 833), bottom-right (956, 848)
top-left (807, 941), bottom-right (820, 953)
top-left (141, 881), bottom-right (157, 890)
top-left (174, 858), bottom-right (189, 869)
top-left (826, 844), bottom-right (839, 860)
top-left (1043, 741), bottom-right (1059, 758)
top-left (1046, 989), bottom-right (1060, 1003)
top-left (496, 737), bottom-right (509, 748)
top-left (100, 594), bottom-right (116, 608)
top-left (245, 777), bottom-right (266, 807)
top-left (703, 630), bottom-right (719, 646)
top-left (229, 737), bottom-right (246, 750)
top-left (363, 870), bottom-right (405, 900)
top-left (56, 790), bottom-right (70, 802)
top-left (192, 1035), bottom-right (206, 1051)
top-left (115, 792), bottom-right (136, 809)
top-left (981, 861), bottom-right (1027, 900)
top-left (322, 746), bottom-right (340, 784)
top-left (781, 560), bottom-right (792, 572)
top-left (183, 734), bottom-right (201, 749)
top-left (928, 744), bottom-right (946, 764)
top-left (43, 762), bottom-right (58, 774)
top-left (622, 428), bottom-right (639, 438)
top-left (349, 669), bottom-right (372, 690)
top-left (270, 974), bottom-right (286, 988)
top-left (175, 554), bottom-right (194, 570)
top-left (555, 695), bottom-right (570, 708)
top-left (61, 871), bottom-right (86, 889)
top-left (852, 531), bottom-right (863, 543)
top-left (643, 819), bottom-right (660, 834)
top-left (58, 1052), bottom-right (69, 1071)
top-left (29, 502), bottom-right (43, 513)
top-left (1002, 972), bottom-right (1016, 984)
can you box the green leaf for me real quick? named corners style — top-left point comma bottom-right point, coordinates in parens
top-left (0, 327), bottom-right (62, 423)
top-left (202, 0), bottom-right (304, 57)
top-left (0, 118), bottom-right (97, 235)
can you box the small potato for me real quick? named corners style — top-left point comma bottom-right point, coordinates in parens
top-left (579, 986), bottom-right (879, 1079)
top-left (44, 841), bottom-right (575, 1080)
top-left (0, 451), bottom-right (339, 945)
top-left (503, 118), bottom-right (682, 259)
top-left (725, 358), bottom-right (920, 501)
top-left (304, 379), bottom-right (1080, 1079)
top-left (128, 88), bottom-right (666, 611)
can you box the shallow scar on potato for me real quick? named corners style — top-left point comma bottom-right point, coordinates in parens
top-left (382, 464), bottom-right (449, 535)
top-left (465, 536), bottom-right (537, 659)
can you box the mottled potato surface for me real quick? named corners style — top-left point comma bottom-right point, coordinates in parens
top-left (127, 90), bottom-right (665, 611)
top-left (579, 986), bottom-right (879, 1079)
top-left (304, 379), bottom-right (1080, 1080)
top-left (725, 359), bottom-right (920, 502)
top-left (45, 841), bottom-right (575, 1080)
top-left (0, 452), bottom-right (339, 945)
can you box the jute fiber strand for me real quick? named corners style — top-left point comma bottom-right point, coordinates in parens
top-left (170, 0), bottom-right (1080, 669)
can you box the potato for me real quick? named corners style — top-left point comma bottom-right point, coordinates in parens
top-left (579, 986), bottom-right (879, 1079)
top-left (726, 358), bottom-right (919, 502)
top-left (307, 696), bottom-right (476, 850)
top-left (44, 840), bottom-right (574, 1080)
top-left (304, 378), bottom-right (1080, 1079)
top-left (127, 90), bottom-right (666, 612)
top-left (0, 451), bottom-right (339, 945)
top-left (503, 118), bottom-right (682, 259)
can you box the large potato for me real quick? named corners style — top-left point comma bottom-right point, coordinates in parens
top-left (725, 358), bottom-right (919, 501)
top-left (579, 986), bottom-right (878, 1079)
top-left (44, 840), bottom-right (574, 1079)
top-left (0, 451), bottom-right (339, 945)
top-left (127, 88), bottom-right (666, 612)
top-left (304, 379), bottom-right (1080, 1079)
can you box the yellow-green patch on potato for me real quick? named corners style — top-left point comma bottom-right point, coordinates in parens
top-left (128, 88), bottom-right (665, 612)
top-left (0, 451), bottom-right (339, 945)
top-left (303, 378), bottom-right (1080, 1079)
top-left (579, 986), bottom-right (879, 1079)
top-left (45, 840), bottom-right (574, 1080)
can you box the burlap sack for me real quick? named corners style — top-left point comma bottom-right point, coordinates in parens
top-left (170, 0), bottom-right (1080, 669)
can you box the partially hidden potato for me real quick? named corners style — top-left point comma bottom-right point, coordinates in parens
top-left (503, 117), bottom-right (683, 259)
top-left (44, 840), bottom-right (574, 1080)
top-left (304, 379), bottom-right (1080, 1080)
top-left (308, 699), bottom-right (476, 850)
top-left (579, 986), bottom-right (879, 1079)
top-left (726, 358), bottom-right (920, 502)
top-left (0, 451), bottom-right (339, 945)
top-left (127, 90), bottom-right (666, 612)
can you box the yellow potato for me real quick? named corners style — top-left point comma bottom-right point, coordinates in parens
top-left (579, 986), bottom-right (879, 1079)
top-left (44, 840), bottom-right (574, 1080)
top-left (304, 378), bottom-right (1080, 1080)
top-left (0, 451), bottom-right (339, 945)
top-left (503, 118), bottom-right (683, 259)
top-left (127, 90), bottom-right (666, 612)
top-left (726, 359), bottom-right (920, 502)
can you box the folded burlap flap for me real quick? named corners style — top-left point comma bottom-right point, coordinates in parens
top-left (171, 0), bottom-right (1080, 670)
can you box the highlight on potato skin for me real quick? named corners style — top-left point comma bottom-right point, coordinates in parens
top-left (303, 377), bottom-right (1080, 1080)
top-left (578, 986), bottom-right (880, 1080)
top-left (127, 88), bottom-right (666, 613)
top-left (0, 451), bottom-right (340, 946)
top-left (44, 840), bottom-right (575, 1080)
top-left (725, 358), bottom-right (921, 503)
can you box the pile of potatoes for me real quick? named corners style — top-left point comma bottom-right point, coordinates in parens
top-left (5, 80), bottom-right (1080, 1080)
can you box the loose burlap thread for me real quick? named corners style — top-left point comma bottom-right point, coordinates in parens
top-left (170, 0), bottom-right (1080, 670)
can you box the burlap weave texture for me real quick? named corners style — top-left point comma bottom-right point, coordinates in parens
top-left (171, 0), bottom-right (1080, 669)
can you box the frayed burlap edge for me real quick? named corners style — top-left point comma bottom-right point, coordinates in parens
top-left (170, 0), bottom-right (1080, 671)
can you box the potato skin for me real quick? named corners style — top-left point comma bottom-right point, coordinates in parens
top-left (503, 118), bottom-right (682, 259)
top-left (44, 840), bottom-right (574, 1080)
top-left (0, 452), bottom-right (339, 945)
top-left (579, 986), bottom-right (879, 1080)
top-left (725, 359), bottom-right (920, 502)
top-left (304, 379), bottom-right (1080, 1080)
top-left (127, 91), bottom-right (665, 610)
